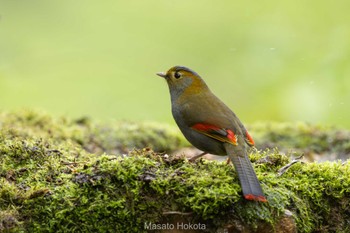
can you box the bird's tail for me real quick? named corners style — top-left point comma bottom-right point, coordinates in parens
top-left (224, 143), bottom-right (267, 202)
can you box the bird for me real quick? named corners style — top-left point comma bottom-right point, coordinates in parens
top-left (156, 66), bottom-right (267, 202)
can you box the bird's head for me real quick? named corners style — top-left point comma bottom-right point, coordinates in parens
top-left (156, 66), bottom-right (209, 99)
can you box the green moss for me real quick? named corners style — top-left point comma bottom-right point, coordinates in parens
top-left (0, 110), bottom-right (349, 232)
top-left (251, 122), bottom-right (350, 160)
top-left (0, 109), bottom-right (187, 155)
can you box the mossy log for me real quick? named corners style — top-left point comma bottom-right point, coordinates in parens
top-left (0, 110), bottom-right (349, 232)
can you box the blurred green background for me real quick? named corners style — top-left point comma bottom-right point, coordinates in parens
top-left (1, 0), bottom-right (349, 128)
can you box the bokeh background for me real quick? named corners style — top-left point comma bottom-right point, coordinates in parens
top-left (1, 0), bottom-right (349, 128)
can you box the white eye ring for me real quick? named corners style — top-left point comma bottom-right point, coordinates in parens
top-left (174, 72), bottom-right (181, 79)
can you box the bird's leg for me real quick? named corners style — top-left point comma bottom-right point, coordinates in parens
top-left (189, 152), bottom-right (207, 162)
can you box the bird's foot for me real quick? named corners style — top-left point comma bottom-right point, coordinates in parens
top-left (188, 152), bottom-right (207, 162)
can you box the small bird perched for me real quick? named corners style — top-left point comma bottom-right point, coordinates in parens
top-left (157, 66), bottom-right (267, 202)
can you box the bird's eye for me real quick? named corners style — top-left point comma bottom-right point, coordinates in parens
top-left (174, 72), bottom-right (181, 79)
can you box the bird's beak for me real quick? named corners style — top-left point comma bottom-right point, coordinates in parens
top-left (156, 72), bottom-right (167, 78)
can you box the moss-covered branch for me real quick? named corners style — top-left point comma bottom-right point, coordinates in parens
top-left (0, 110), bottom-right (349, 232)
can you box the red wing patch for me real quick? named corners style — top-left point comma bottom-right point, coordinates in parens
top-left (245, 131), bottom-right (255, 146)
top-left (191, 123), bottom-right (221, 132)
top-left (226, 129), bottom-right (238, 145)
top-left (191, 123), bottom-right (238, 146)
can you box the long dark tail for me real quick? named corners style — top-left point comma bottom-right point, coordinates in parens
top-left (224, 143), bottom-right (267, 202)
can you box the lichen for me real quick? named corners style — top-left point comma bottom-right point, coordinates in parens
top-left (0, 110), bottom-right (349, 232)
